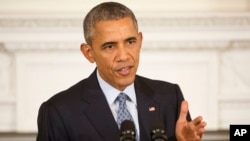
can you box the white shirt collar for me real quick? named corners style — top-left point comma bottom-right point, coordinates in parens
top-left (96, 69), bottom-right (137, 106)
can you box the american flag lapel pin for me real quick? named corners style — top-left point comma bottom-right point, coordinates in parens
top-left (149, 106), bottom-right (156, 112)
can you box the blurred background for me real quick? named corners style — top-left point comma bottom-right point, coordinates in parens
top-left (1, 0), bottom-right (250, 140)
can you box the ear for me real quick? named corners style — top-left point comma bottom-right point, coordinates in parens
top-left (138, 32), bottom-right (143, 49)
top-left (80, 43), bottom-right (95, 63)
top-left (138, 32), bottom-right (143, 40)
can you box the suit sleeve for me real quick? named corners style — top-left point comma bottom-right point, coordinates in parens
top-left (175, 84), bottom-right (192, 121)
top-left (36, 101), bottom-right (69, 141)
top-left (36, 102), bottom-right (49, 141)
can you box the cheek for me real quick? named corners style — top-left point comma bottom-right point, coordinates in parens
top-left (98, 55), bottom-right (114, 68)
top-left (132, 49), bottom-right (140, 60)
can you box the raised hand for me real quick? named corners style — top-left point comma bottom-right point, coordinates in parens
top-left (175, 101), bottom-right (207, 141)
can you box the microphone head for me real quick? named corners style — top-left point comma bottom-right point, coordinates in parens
top-left (120, 120), bottom-right (136, 141)
top-left (151, 120), bottom-right (168, 141)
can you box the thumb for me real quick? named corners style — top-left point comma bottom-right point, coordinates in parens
top-left (178, 100), bottom-right (189, 122)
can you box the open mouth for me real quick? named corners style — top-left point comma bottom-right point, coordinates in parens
top-left (117, 66), bottom-right (132, 76)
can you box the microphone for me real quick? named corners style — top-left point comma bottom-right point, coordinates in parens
top-left (151, 121), bottom-right (168, 141)
top-left (120, 120), bottom-right (136, 141)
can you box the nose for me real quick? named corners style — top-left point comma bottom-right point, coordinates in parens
top-left (116, 45), bottom-right (129, 62)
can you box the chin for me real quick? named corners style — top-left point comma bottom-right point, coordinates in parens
top-left (121, 77), bottom-right (135, 86)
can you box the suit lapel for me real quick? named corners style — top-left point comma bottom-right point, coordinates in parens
top-left (79, 70), bottom-right (120, 141)
top-left (135, 76), bottom-right (162, 141)
top-left (78, 71), bottom-right (162, 141)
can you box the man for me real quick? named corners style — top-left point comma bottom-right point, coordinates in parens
top-left (36, 2), bottom-right (206, 141)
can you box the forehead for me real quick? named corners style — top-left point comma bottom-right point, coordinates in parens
top-left (93, 17), bottom-right (137, 36)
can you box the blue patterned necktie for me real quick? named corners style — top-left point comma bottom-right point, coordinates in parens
top-left (116, 92), bottom-right (134, 129)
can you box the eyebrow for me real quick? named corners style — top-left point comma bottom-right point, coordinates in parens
top-left (125, 37), bottom-right (137, 42)
top-left (100, 36), bottom-right (137, 48)
top-left (101, 41), bottom-right (117, 48)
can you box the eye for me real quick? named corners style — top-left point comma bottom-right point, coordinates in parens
top-left (104, 44), bottom-right (113, 49)
top-left (102, 43), bottom-right (115, 50)
top-left (129, 40), bottom-right (135, 44)
top-left (127, 39), bottom-right (136, 46)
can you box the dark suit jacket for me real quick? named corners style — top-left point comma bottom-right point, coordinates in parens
top-left (36, 69), bottom-right (191, 141)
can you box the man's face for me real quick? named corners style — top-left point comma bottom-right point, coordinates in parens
top-left (84, 17), bottom-right (142, 91)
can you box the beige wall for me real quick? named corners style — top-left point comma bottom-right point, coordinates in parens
top-left (0, 0), bottom-right (250, 14)
top-left (1, 1), bottom-right (250, 139)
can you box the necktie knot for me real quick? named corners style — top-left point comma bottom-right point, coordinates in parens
top-left (117, 92), bottom-right (129, 105)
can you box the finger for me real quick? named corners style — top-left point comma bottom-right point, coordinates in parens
top-left (197, 122), bottom-right (207, 138)
top-left (178, 100), bottom-right (188, 122)
top-left (198, 121), bottom-right (207, 131)
top-left (192, 116), bottom-right (203, 126)
top-left (193, 120), bottom-right (206, 131)
top-left (198, 126), bottom-right (206, 139)
top-left (195, 120), bottom-right (207, 129)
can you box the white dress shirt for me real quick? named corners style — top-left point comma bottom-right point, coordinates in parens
top-left (96, 70), bottom-right (140, 138)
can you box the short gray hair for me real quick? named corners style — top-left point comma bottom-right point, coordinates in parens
top-left (83, 2), bottom-right (138, 45)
